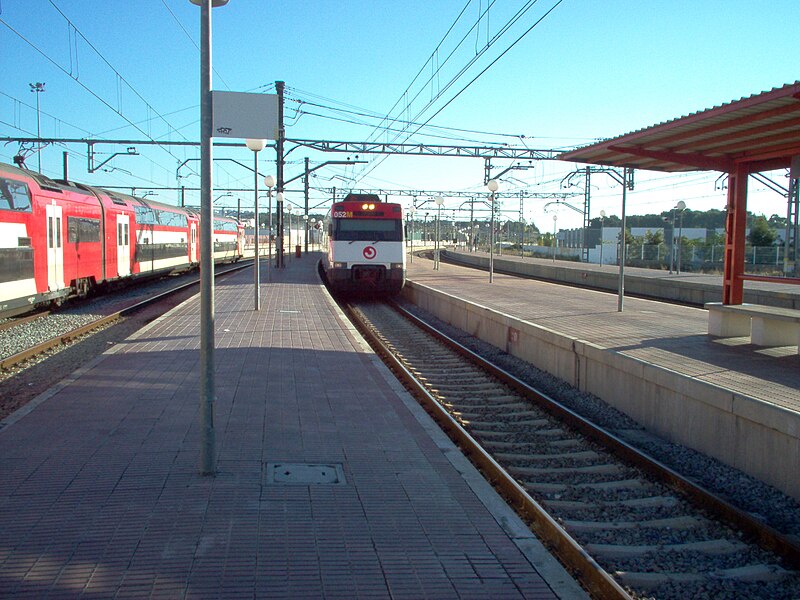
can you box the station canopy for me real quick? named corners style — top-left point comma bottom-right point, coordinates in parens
top-left (559, 81), bottom-right (800, 174)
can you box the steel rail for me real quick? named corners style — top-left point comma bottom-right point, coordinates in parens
top-left (387, 300), bottom-right (800, 570)
top-left (343, 301), bottom-right (631, 600)
top-left (0, 311), bottom-right (51, 333)
top-left (0, 262), bottom-right (250, 372)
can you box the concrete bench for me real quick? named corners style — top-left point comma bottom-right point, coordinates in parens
top-left (705, 302), bottom-right (800, 351)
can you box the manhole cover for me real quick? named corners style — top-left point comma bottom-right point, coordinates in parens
top-left (266, 463), bottom-right (346, 485)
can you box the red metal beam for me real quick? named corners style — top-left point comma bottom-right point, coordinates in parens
top-left (607, 145), bottom-right (734, 172)
top-left (723, 164), bottom-right (749, 305)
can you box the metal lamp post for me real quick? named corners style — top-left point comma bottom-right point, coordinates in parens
top-left (552, 214), bottom-right (558, 262)
top-left (434, 196), bottom-right (443, 270)
top-left (286, 204), bottom-right (293, 260)
top-left (189, 0), bottom-right (229, 476)
top-left (487, 179), bottom-right (499, 283)
top-left (408, 208), bottom-right (415, 264)
top-left (264, 175), bottom-right (275, 281)
top-left (675, 200), bottom-right (686, 274)
top-left (302, 214), bottom-right (309, 254)
top-left (599, 210), bottom-right (606, 266)
top-left (245, 139), bottom-right (266, 310)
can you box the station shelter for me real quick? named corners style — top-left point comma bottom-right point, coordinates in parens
top-left (559, 81), bottom-right (800, 309)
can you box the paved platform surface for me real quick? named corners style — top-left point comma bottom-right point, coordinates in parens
top-left (0, 254), bottom-right (585, 599)
top-left (408, 255), bottom-right (799, 413)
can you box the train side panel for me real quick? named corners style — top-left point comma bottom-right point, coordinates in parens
top-left (0, 161), bottom-right (243, 317)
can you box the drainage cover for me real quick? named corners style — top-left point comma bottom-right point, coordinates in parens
top-left (266, 463), bottom-right (346, 485)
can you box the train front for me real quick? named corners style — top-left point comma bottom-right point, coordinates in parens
top-left (326, 195), bottom-right (405, 295)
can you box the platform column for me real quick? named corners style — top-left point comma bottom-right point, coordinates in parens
top-left (723, 164), bottom-right (748, 305)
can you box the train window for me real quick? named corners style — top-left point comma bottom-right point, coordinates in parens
top-left (213, 219), bottom-right (237, 232)
top-left (56, 217), bottom-right (62, 248)
top-left (0, 177), bottom-right (32, 212)
top-left (134, 205), bottom-right (157, 225)
top-left (124, 223), bottom-right (129, 245)
top-left (48, 217), bottom-right (54, 248)
top-left (68, 217), bottom-right (101, 243)
top-left (157, 209), bottom-right (188, 228)
top-left (334, 219), bottom-right (402, 242)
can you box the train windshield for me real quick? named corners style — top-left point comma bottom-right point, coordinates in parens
top-left (334, 218), bottom-right (402, 242)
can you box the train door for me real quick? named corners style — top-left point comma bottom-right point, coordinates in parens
top-left (190, 222), bottom-right (197, 262)
top-left (45, 203), bottom-right (64, 290)
top-left (117, 214), bottom-right (130, 276)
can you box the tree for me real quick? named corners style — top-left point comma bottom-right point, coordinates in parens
top-left (644, 229), bottom-right (663, 245)
top-left (748, 215), bottom-right (777, 246)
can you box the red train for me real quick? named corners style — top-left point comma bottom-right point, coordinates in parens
top-left (0, 161), bottom-right (244, 317)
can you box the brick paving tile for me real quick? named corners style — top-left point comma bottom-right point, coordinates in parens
top-left (0, 257), bottom-right (577, 600)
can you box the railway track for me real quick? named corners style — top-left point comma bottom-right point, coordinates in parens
top-left (0, 261), bottom-right (251, 372)
top-left (346, 299), bottom-right (800, 600)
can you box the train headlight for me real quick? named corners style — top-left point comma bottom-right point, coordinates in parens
top-left (390, 263), bottom-right (403, 270)
top-left (333, 261), bottom-right (347, 269)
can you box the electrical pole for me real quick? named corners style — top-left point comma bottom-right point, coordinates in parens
top-left (276, 80), bottom-right (285, 267)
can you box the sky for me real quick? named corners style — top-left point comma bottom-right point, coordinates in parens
top-left (1, 0), bottom-right (798, 232)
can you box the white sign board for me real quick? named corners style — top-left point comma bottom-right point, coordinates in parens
top-left (211, 91), bottom-right (279, 140)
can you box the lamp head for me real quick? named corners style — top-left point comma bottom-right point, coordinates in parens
top-left (264, 175), bottom-right (275, 188)
top-left (189, 0), bottom-right (230, 6)
top-left (486, 179), bottom-right (499, 193)
top-left (434, 196), bottom-right (444, 206)
top-left (245, 138), bottom-right (267, 152)
top-left (675, 200), bottom-right (686, 211)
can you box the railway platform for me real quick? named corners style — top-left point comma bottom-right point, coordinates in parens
top-left (404, 252), bottom-right (800, 501)
top-left (0, 253), bottom-right (585, 599)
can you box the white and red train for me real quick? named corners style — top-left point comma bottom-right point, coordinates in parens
top-left (0, 161), bottom-right (244, 317)
top-left (322, 193), bottom-right (406, 295)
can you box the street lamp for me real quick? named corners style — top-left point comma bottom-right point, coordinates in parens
top-left (434, 196), bottom-right (444, 270)
top-left (29, 82), bottom-right (45, 173)
top-left (264, 175), bottom-right (275, 281)
top-left (408, 208), bottom-right (416, 264)
top-left (599, 209), bottom-right (606, 266)
top-left (675, 200), bottom-right (686, 274)
top-left (487, 179), bottom-right (499, 283)
top-left (310, 217), bottom-right (316, 250)
top-left (302, 214), bottom-right (309, 254)
top-left (189, 0), bottom-right (230, 476)
top-left (552, 214), bottom-right (558, 262)
top-left (286, 203), bottom-right (293, 260)
top-left (245, 139), bottom-right (266, 310)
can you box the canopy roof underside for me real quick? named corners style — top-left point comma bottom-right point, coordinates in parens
top-left (559, 82), bottom-right (800, 174)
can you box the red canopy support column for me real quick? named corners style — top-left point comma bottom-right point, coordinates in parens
top-left (722, 163), bottom-right (749, 305)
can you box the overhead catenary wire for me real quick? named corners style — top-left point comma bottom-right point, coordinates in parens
top-left (352, 0), bottom-right (564, 186)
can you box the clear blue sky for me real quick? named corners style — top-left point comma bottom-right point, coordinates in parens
top-left (2, 0), bottom-right (798, 231)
